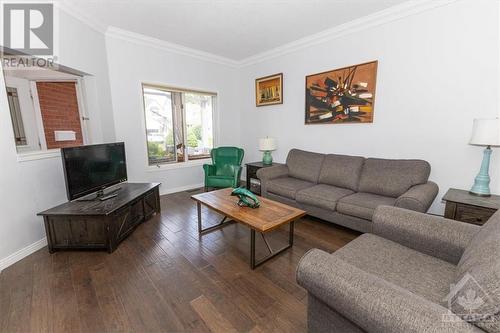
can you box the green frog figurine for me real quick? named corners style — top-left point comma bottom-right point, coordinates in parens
top-left (231, 187), bottom-right (260, 209)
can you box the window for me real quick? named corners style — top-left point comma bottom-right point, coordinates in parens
top-left (3, 74), bottom-right (87, 154)
top-left (142, 84), bottom-right (215, 166)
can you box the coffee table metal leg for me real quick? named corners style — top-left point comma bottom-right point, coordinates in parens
top-left (197, 202), bottom-right (235, 235)
top-left (250, 220), bottom-right (295, 269)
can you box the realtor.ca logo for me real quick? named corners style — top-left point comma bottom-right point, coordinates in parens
top-left (442, 273), bottom-right (499, 330)
top-left (3, 3), bottom-right (53, 55)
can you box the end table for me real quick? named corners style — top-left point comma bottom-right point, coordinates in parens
top-left (442, 188), bottom-right (500, 225)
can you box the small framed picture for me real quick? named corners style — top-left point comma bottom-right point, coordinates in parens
top-left (255, 73), bottom-right (283, 107)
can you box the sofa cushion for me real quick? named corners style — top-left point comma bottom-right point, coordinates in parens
top-left (358, 158), bottom-right (431, 197)
top-left (267, 177), bottom-right (315, 199)
top-left (334, 233), bottom-right (456, 304)
top-left (296, 184), bottom-right (354, 211)
top-left (336, 192), bottom-right (396, 220)
top-left (286, 149), bottom-right (325, 183)
top-left (318, 154), bottom-right (365, 191)
top-left (453, 211), bottom-right (500, 331)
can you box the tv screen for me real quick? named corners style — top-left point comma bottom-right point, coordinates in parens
top-left (62, 142), bottom-right (127, 200)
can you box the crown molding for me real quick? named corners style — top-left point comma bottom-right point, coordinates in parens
top-left (105, 27), bottom-right (240, 68)
top-left (55, 0), bottom-right (457, 68)
top-left (237, 0), bottom-right (458, 67)
top-left (54, 1), bottom-right (107, 34)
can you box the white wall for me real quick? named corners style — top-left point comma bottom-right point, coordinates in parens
top-left (105, 34), bottom-right (240, 194)
top-left (0, 9), bottom-right (116, 269)
top-left (239, 0), bottom-right (500, 213)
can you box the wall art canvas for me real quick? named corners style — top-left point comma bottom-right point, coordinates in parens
top-left (256, 73), bottom-right (283, 107)
top-left (305, 61), bottom-right (378, 124)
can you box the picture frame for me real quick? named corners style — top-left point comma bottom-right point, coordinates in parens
top-left (255, 73), bottom-right (283, 107)
top-left (305, 61), bottom-right (378, 124)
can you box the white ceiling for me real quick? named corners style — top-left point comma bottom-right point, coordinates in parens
top-left (63, 0), bottom-right (402, 60)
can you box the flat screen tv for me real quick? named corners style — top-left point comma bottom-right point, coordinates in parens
top-left (62, 142), bottom-right (127, 200)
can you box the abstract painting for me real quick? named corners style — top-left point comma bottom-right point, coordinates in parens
top-left (305, 61), bottom-right (378, 124)
top-left (256, 73), bottom-right (283, 107)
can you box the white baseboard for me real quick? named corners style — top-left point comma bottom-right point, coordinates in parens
top-left (0, 237), bottom-right (47, 272)
top-left (159, 183), bottom-right (205, 196)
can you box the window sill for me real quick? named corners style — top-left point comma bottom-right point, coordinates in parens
top-left (146, 158), bottom-right (209, 172)
top-left (17, 149), bottom-right (61, 162)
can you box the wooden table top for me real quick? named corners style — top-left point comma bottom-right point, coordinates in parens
top-left (442, 188), bottom-right (500, 210)
top-left (191, 188), bottom-right (306, 233)
top-left (38, 183), bottom-right (161, 216)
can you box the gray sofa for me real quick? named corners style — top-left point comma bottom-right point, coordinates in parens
top-left (297, 206), bottom-right (500, 333)
top-left (257, 149), bottom-right (438, 232)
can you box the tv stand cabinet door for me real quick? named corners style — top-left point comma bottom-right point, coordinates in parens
top-left (111, 200), bottom-right (144, 248)
top-left (45, 215), bottom-right (107, 251)
top-left (144, 187), bottom-right (161, 219)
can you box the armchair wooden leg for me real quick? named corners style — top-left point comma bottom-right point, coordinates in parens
top-left (204, 186), bottom-right (209, 192)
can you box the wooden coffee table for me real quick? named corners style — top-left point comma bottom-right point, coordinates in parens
top-left (191, 188), bottom-right (306, 269)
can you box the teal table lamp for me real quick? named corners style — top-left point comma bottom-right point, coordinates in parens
top-left (259, 137), bottom-right (276, 165)
top-left (469, 118), bottom-right (500, 197)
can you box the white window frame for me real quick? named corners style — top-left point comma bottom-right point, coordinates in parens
top-left (11, 77), bottom-right (90, 162)
top-left (141, 82), bottom-right (219, 171)
top-left (30, 78), bottom-right (89, 149)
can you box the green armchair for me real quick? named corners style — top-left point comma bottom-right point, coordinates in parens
top-left (203, 147), bottom-right (244, 191)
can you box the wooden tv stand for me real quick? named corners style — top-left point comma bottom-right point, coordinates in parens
top-left (38, 182), bottom-right (161, 253)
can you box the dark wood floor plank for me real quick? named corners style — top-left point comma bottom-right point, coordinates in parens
top-left (0, 188), bottom-right (359, 333)
top-left (0, 268), bottom-right (12, 332)
top-left (144, 259), bottom-right (211, 332)
top-left (159, 248), bottom-right (256, 332)
top-left (29, 257), bottom-right (54, 333)
top-left (2, 260), bottom-right (35, 333)
top-left (69, 254), bottom-right (108, 333)
top-left (88, 263), bottom-right (132, 333)
top-left (190, 295), bottom-right (238, 333)
top-left (50, 255), bottom-right (83, 333)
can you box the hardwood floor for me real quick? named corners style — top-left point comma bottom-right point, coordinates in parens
top-left (0, 189), bottom-right (360, 333)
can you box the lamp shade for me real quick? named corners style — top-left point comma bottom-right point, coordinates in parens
top-left (470, 118), bottom-right (500, 147)
top-left (259, 137), bottom-right (277, 151)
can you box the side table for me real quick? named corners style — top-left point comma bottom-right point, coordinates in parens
top-left (442, 188), bottom-right (500, 226)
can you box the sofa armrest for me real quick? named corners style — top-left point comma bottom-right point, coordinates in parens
top-left (256, 164), bottom-right (289, 180)
top-left (395, 181), bottom-right (439, 212)
top-left (296, 249), bottom-right (480, 333)
top-left (373, 206), bottom-right (480, 264)
top-left (256, 165), bottom-right (289, 197)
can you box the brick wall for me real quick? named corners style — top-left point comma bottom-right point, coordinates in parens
top-left (36, 82), bottom-right (83, 149)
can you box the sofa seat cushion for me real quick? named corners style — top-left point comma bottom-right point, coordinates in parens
top-left (266, 177), bottom-right (315, 199)
top-left (334, 233), bottom-right (456, 304)
top-left (206, 175), bottom-right (237, 188)
top-left (336, 192), bottom-right (396, 220)
top-left (296, 184), bottom-right (354, 211)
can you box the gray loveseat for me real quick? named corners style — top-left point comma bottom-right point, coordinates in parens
top-left (297, 206), bottom-right (500, 332)
top-left (257, 149), bottom-right (438, 232)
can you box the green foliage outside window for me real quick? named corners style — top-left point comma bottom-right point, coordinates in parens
top-left (187, 125), bottom-right (202, 148)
